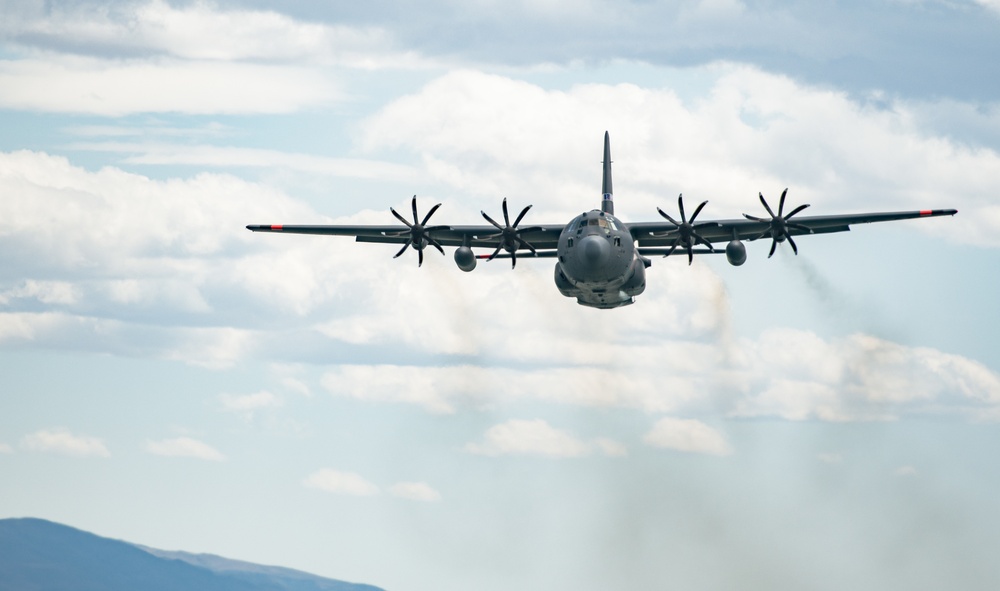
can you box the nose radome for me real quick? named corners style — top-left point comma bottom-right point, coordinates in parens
top-left (580, 235), bottom-right (610, 266)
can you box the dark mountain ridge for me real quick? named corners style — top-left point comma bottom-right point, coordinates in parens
top-left (0, 517), bottom-right (384, 591)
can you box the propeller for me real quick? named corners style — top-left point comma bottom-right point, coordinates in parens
top-left (743, 188), bottom-right (811, 257)
top-left (481, 198), bottom-right (541, 269)
top-left (388, 195), bottom-right (448, 267)
top-left (656, 194), bottom-right (715, 265)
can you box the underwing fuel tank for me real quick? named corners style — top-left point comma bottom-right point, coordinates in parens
top-left (454, 245), bottom-right (477, 271)
top-left (726, 239), bottom-right (746, 266)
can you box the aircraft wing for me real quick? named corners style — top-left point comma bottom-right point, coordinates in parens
top-left (628, 208), bottom-right (958, 249)
top-left (245, 223), bottom-right (566, 250)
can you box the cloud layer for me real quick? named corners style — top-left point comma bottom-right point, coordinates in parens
top-left (361, 69), bottom-right (998, 245)
top-left (2, 129), bottom-right (997, 425)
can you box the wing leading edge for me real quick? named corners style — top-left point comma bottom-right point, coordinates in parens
top-left (245, 223), bottom-right (565, 250)
top-left (630, 208), bottom-right (958, 247)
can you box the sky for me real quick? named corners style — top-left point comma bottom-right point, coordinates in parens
top-left (1, 1), bottom-right (999, 590)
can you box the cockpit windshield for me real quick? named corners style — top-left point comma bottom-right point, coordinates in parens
top-left (574, 215), bottom-right (618, 231)
top-left (590, 217), bottom-right (617, 230)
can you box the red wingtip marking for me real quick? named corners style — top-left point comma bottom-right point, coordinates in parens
top-left (919, 210), bottom-right (933, 216)
top-left (271, 225), bottom-right (283, 230)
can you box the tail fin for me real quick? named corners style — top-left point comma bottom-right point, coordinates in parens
top-left (602, 131), bottom-right (614, 215)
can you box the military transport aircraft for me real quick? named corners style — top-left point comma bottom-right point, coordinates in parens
top-left (248, 132), bottom-right (956, 309)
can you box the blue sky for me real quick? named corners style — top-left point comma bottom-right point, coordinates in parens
top-left (1, 1), bottom-right (999, 590)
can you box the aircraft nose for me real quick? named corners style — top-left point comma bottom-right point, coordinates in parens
top-left (579, 235), bottom-right (610, 267)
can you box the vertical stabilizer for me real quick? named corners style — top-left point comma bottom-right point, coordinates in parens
top-left (602, 131), bottom-right (614, 215)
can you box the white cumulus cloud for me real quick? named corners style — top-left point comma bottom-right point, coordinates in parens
top-left (303, 469), bottom-right (380, 496)
top-left (730, 330), bottom-right (1000, 422)
top-left (0, 57), bottom-right (341, 116)
top-left (1, 0), bottom-right (432, 68)
top-left (975, 0), bottom-right (1000, 16)
top-left (465, 419), bottom-right (592, 458)
top-left (220, 391), bottom-right (283, 414)
top-left (145, 437), bottom-right (226, 461)
top-left (0, 280), bottom-right (79, 306)
top-left (643, 417), bottom-right (732, 456)
top-left (389, 482), bottom-right (442, 502)
top-left (21, 429), bottom-right (110, 457)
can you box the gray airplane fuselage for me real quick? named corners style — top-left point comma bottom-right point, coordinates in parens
top-left (553, 210), bottom-right (645, 309)
top-left (551, 131), bottom-right (645, 309)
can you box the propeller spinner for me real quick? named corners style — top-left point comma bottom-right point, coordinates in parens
top-left (481, 198), bottom-right (541, 269)
top-left (388, 195), bottom-right (448, 267)
top-left (743, 189), bottom-right (811, 257)
top-left (656, 194), bottom-right (715, 265)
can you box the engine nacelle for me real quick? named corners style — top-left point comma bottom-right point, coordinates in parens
top-left (726, 239), bottom-right (747, 266)
top-left (620, 257), bottom-right (646, 297)
top-left (454, 245), bottom-right (477, 272)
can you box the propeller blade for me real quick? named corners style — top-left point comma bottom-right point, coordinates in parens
top-left (418, 248), bottom-right (424, 267)
top-left (693, 233), bottom-right (714, 251)
top-left (759, 193), bottom-right (776, 218)
top-left (482, 211), bottom-right (504, 231)
top-left (663, 239), bottom-right (680, 258)
top-left (421, 202), bottom-right (442, 226)
top-left (487, 243), bottom-right (503, 261)
top-left (502, 198), bottom-right (510, 226)
top-left (689, 200), bottom-right (709, 224)
top-left (427, 237), bottom-right (445, 255)
top-left (516, 238), bottom-right (538, 254)
top-left (391, 207), bottom-right (412, 227)
top-left (785, 203), bottom-right (810, 220)
top-left (393, 242), bottom-right (410, 258)
top-left (778, 188), bottom-right (788, 217)
top-left (511, 251), bottom-right (517, 269)
top-left (768, 239), bottom-right (778, 258)
top-left (787, 234), bottom-right (799, 255)
top-left (686, 244), bottom-right (694, 265)
top-left (657, 208), bottom-right (680, 226)
top-left (411, 195), bottom-right (419, 224)
top-left (512, 204), bottom-right (532, 228)
top-left (743, 213), bottom-right (767, 222)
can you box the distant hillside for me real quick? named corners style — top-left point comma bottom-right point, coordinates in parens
top-left (0, 518), bottom-right (384, 591)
